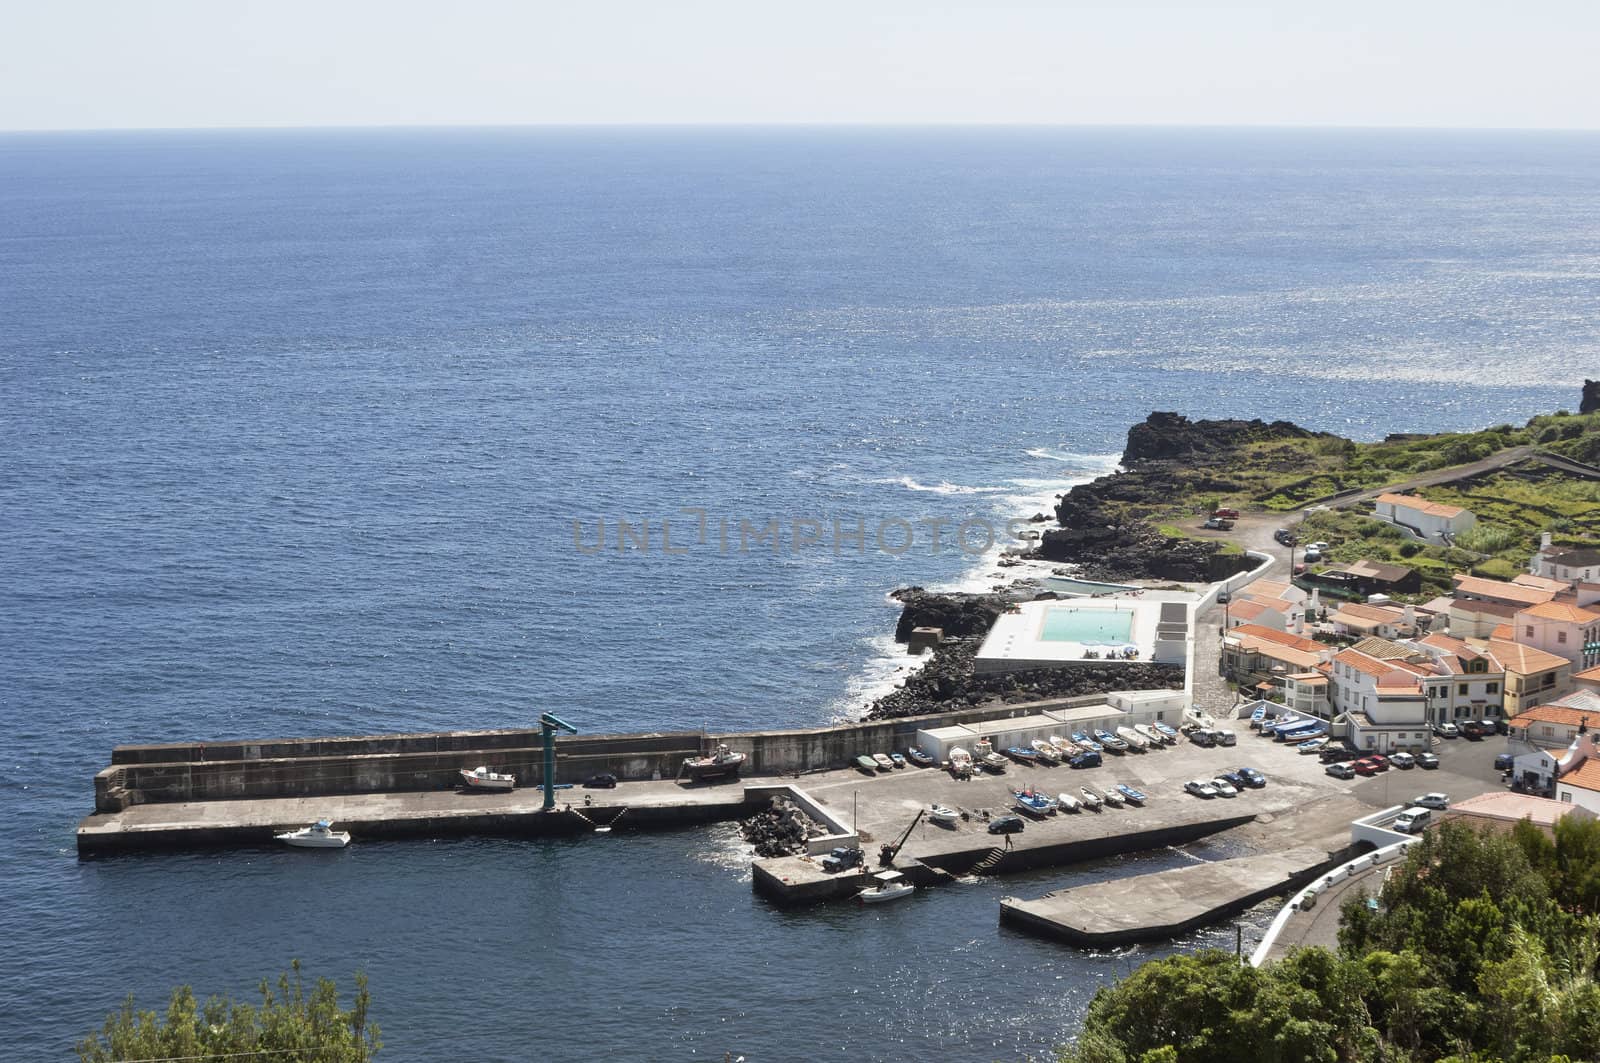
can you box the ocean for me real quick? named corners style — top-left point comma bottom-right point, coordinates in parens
top-left (1, 126), bottom-right (1594, 1060)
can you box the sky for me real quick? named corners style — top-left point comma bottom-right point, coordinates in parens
top-left (3, 1), bottom-right (1598, 132)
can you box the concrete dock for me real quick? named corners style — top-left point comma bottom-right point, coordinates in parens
top-left (76, 778), bottom-right (754, 854)
top-left (998, 847), bottom-right (1334, 947)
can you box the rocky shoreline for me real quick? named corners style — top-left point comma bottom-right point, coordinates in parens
top-left (1037, 411), bottom-right (1314, 581)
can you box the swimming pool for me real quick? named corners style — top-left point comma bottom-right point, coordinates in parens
top-left (1039, 607), bottom-right (1135, 644)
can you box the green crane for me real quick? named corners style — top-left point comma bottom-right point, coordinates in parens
top-left (538, 712), bottom-right (578, 811)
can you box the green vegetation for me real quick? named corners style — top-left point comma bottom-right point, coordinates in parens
top-left (1062, 817), bottom-right (1600, 1063)
top-left (78, 962), bottom-right (379, 1063)
top-left (1132, 411), bottom-right (1599, 540)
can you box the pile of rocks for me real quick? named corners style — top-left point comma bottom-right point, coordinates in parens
top-left (864, 638), bottom-right (1184, 721)
top-left (739, 798), bottom-right (824, 858)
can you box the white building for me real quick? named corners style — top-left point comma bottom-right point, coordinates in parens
top-left (1374, 492), bottom-right (1476, 540)
top-left (1555, 756), bottom-right (1600, 815)
top-left (1532, 532), bottom-right (1600, 585)
top-left (1514, 600), bottom-right (1600, 671)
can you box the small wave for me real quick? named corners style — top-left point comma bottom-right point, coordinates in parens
top-left (828, 632), bottom-right (930, 722)
top-left (1024, 448), bottom-right (1121, 467)
top-left (879, 476), bottom-right (1008, 496)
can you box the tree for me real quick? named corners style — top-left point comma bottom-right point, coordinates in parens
top-left (78, 961), bottom-right (379, 1062)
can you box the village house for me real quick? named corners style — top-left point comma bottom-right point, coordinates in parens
top-left (1220, 624), bottom-right (1330, 695)
top-left (1532, 533), bottom-right (1600, 585)
top-left (1329, 600), bottom-right (1417, 640)
top-left (1373, 492), bottom-right (1476, 540)
top-left (1574, 664), bottom-right (1600, 694)
top-left (1488, 639), bottom-right (1573, 715)
top-left (1283, 671), bottom-right (1331, 718)
top-left (1506, 693), bottom-right (1600, 751)
top-left (1555, 754), bottom-right (1600, 815)
top-left (1224, 597), bottom-right (1290, 632)
top-left (1514, 599), bottom-right (1600, 672)
top-left (1307, 558), bottom-right (1421, 598)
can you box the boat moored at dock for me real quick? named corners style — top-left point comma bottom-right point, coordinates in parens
top-left (857, 870), bottom-right (914, 904)
top-left (275, 820), bottom-right (350, 848)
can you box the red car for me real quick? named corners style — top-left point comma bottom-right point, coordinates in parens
top-left (1352, 759), bottom-right (1380, 776)
top-left (1368, 754), bottom-right (1390, 772)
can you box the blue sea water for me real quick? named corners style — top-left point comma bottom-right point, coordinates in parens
top-left (2, 127), bottom-right (1596, 1060)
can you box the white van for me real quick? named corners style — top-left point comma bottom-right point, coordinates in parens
top-left (1393, 808), bottom-right (1432, 834)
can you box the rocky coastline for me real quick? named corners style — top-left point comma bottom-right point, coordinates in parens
top-left (1037, 411), bottom-right (1317, 582)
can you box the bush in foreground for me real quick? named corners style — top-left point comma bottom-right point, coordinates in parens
top-left (78, 961), bottom-right (379, 1063)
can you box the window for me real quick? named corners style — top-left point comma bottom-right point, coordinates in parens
top-left (1561, 792), bottom-right (1572, 803)
top-left (1487, 682), bottom-right (1499, 694)
top-left (1459, 683), bottom-right (1468, 695)
top-left (1526, 626), bottom-right (1535, 638)
top-left (1558, 632), bottom-right (1568, 644)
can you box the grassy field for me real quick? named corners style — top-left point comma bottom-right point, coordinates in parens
top-left (1137, 410), bottom-right (1599, 586)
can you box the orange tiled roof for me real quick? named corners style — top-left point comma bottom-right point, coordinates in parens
top-left (1515, 573), bottom-right (1572, 594)
top-left (1488, 640), bottom-right (1572, 675)
top-left (1574, 664), bottom-right (1600, 682)
top-left (1561, 757), bottom-right (1600, 794)
top-left (1519, 601), bottom-right (1600, 624)
top-left (1333, 602), bottom-right (1409, 624)
top-left (1229, 624), bottom-right (1322, 653)
top-left (1454, 574), bottom-right (1560, 606)
top-left (1377, 492), bottom-right (1469, 519)
top-left (1335, 648), bottom-right (1402, 679)
top-left (1512, 704), bottom-right (1600, 730)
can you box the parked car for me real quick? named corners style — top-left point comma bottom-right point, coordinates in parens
top-left (1306, 541), bottom-right (1329, 552)
top-left (1326, 763), bottom-right (1357, 780)
top-left (583, 773), bottom-right (618, 788)
top-left (1215, 729), bottom-right (1238, 747)
top-left (1185, 779), bottom-right (1219, 798)
top-left (1217, 769), bottom-right (1246, 790)
top-left (1320, 747), bottom-right (1360, 763)
top-left (1368, 754), bottom-right (1391, 772)
top-left (988, 814), bottom-right (1026, 835)
top-left (1493, 718), bottom-right (1509, 736)
top-left (1236, 767), bottom-right (1267, 788)
top-left (1411, 793), bottom-right (1450, 810)
top-left (1214, 508), bottom-right (1240, 520)
top-left (821, 846), bottom-right (864, 873)
top-left (1352, 759), bottom-right (1380, 776)
top-left (1393, 808), bottom-right (1432, 834)
top-left (1494, 753), bottom-right (1516, 772)
top-left (1210, 777), bottom-right (1238, 798)
top-left (1460, 721), bottom-right (1487, 739)
top-left (1189, 730), bottom-right (1217, 748)
top-left (1417, 752), bottom-right (1439, 770)
top-left (1435, 722), bottom-right (1459, 738)
top-left (1303, 549), bottom-right (1323, 563)
top-left (1069, 750), bottom-right (1102, 769)
top-left (1389, 752), bottom-right (1416, 770)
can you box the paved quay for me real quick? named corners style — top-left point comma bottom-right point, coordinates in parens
top-left (76, 777), bottom-right (753, 853)
top-left (1258, 859), bottom-right (1391, 963)
top-left (999, 846), bottom-right (1333, 946)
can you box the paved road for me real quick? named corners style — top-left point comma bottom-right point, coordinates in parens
top-left (1314, 445), bottom-right (1536, 511)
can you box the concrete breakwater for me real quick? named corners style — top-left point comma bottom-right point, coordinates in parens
top-left (89, 692), bottom-right (1162, 814)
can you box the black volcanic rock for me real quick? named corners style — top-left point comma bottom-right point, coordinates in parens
top-left (1583, 380), bottom-right (1600, 415)
top-left (863, 640), bottom-right (1184, 721)
top-left (890, 588), bottom-right (1009, 642)
top-left (1122, 412), bottom-right (1323, 466)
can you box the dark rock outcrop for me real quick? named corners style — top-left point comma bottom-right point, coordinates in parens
top-left (1582, 380), bottom-right (1600, 415)
top-left (890, 587), bottom-right (1009, 642)
top-left (1122, 412), bottom-right (1324, 466)
top-left (863, 639), bottom-right (1184, 721)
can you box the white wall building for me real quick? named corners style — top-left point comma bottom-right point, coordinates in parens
top-left (1514, 600), bottom-right (1600, 671)
top-left (1532, 533), bottom-right (1600, 586)
top-left (1374, 492), bottom-right (1476, 540)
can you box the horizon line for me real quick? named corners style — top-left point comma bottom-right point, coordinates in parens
top-left (4, 119), bottom-right (1600, 136)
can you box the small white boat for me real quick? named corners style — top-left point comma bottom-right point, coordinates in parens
top-left (857, 870), bottom-right (914, 904)
top-left (275, 820), bottom-right (350, 849)
top-left (872, 753), bottom-right (894, 772)
top-left (1056, 792), bottom-right (1081, 813)
top-left (981, 752), bottom-right (1010, 773)
top-left (1116, 726), bottom-right (1149, 751)
top-left (929, 804), bottom-right (961, 826)
top-left (1079, 787), bottom-right (1103, 812)
top-left (1030, 739), bottom-right (1062, 765)
top-left (1134, 724), bottom-right (1164, 747)
top-left (460, 765), bottom-right (517, 791)
top-left (1049, 735), bottom-right (1079, 757)
top-left (948, 747), bottom-right (974, 777)
top-left (1094, 784), bottom-right (1124, 807)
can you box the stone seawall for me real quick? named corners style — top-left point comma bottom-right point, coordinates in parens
top-left (92, 692), bottom-right (1147, 812)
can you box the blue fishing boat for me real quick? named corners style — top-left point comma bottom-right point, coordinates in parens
top-left (1012, 788), bottom-right (1057, 817)
top-left (1115, 784), bottom-right (1147, 806)
top-left (1004, 746), bottom-right (1040, 765)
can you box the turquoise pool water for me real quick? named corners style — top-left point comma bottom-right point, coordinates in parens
top-left (1039, 607), bottom-right (1135, 643)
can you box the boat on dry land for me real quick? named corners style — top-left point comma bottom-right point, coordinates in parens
top-left (683, 744), bottom-right (747, 781)
top-left (460, 766), bottom-right (516, 792)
